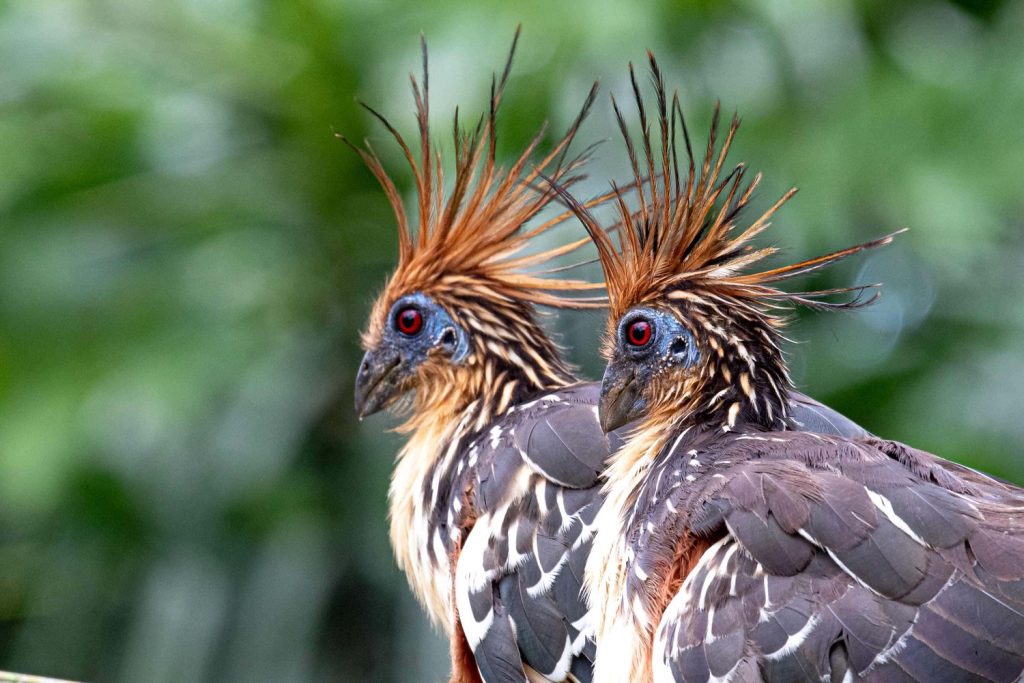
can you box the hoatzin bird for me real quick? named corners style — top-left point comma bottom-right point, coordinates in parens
top-left (348, 30), bottom-right (616, 682)
top-left (559, 55), bottom-right (1024, 683)
top-left (350, 36), bottom-right (869, 682)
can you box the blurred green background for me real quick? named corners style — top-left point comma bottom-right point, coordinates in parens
top-left (1, 0), bottom-right (1023, 680)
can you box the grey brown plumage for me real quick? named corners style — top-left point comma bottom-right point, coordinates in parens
top-left (560, 53), bottom-right (1024, 682)
top-left (647, 431), bottom-right (1024, 682)
top-left (451, 384), bottom-right (869, 682)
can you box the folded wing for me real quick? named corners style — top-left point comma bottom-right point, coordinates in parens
top-left (653, 432), bottom-right (1024, 682)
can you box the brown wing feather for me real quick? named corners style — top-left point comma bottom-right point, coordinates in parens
top-left (649, 431), bottom-right (1024, 682)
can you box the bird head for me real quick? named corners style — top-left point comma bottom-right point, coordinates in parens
top-left (354, 291), bottom-right (469, 418)
top-left (347, 29), bottom-right (606, 423)
top-left (597, 303), bottom-right (699, 433)
top-left (554, 54), bottom-right (902, 434)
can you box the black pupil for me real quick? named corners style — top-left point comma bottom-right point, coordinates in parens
top-left (629, 320), bottom-right (651, 345)
top-left (398, 309), bottom-right (421, 334)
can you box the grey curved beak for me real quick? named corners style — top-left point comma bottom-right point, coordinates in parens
top-left (599, 361), bottom-right (644, 433)
top-left (354, 347), bottom-right (402, 419)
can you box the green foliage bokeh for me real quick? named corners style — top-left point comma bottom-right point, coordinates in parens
top-left (0, 0), bottom-right (1023, 680)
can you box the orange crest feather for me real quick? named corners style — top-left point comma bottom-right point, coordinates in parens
top-left (342, 28), bottom-right (616, 348)
top-left (552, 53), bottom-right (904, 353)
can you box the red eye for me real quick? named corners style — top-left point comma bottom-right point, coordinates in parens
top-left (627, 319), bottom-right (652, 347)
top-left (396, 307), bottom-right (423, 336)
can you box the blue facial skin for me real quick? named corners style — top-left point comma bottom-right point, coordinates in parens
top-left (384, 292), bottom-right (470, 365)
top-left (354, 292), bottom-right (470, 418)
top-left (617, 306), bottom-right (699, 368)
top-left (599, 306), bottom-right (699, 433)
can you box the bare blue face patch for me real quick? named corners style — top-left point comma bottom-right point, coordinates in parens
top-left (386, 292), bottom-right (471, 367)
top-left (617, 306), bottom-right (699, 372)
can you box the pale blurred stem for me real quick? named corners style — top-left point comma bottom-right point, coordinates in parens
top-left (0, 673), bottom-right (80, 683)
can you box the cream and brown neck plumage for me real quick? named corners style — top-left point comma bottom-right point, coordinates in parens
top-left (401, 289), bottom-right (577, 436)
top-left (644, 292), bottom-right (791, 435)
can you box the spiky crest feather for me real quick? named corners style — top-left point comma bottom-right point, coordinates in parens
top-left (341, 27), bottom-right (616, 353)
top-left (555, 53), bottom-right (904, 361)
